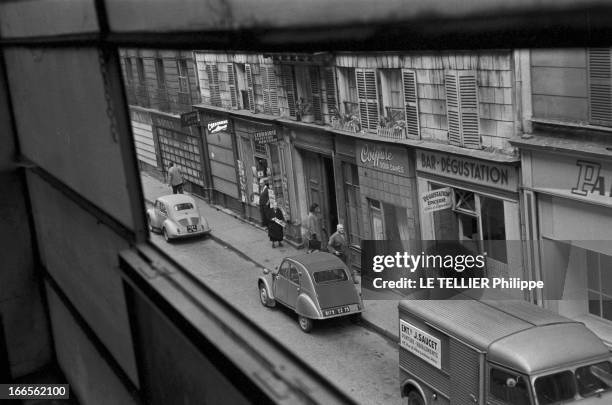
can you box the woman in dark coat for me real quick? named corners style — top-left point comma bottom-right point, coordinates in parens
top-left (268, 202), bottom-right (285, 248)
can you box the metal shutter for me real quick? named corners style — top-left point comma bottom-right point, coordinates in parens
top-left (402, 69), bottom-right (420, 138)
top-left (588, 48), bottom-right (612, 126)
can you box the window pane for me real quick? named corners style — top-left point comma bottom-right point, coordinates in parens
top-left (481, 196), bottom-right (507, 263)
top-left (587, 250), bottom-right (600, 291)
top-left (589, 291), bottom-right (602, 317)
top-left (601, 254), bottom-right (612, 296)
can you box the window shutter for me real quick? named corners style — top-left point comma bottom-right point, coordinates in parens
top-left (206, 64), bottom-right (221, 107)
top-left (245, 63), bottom-right (256, 113)
top-left (401, 69), bottom-right (420, 138)
top-left (445, 72), bottom-right (462, 146)
top-left (309, 66), bottom-right (323, 122)
top-left (588, 48), bottom-right (612, 125)
top-left (356, 68), bottom-right (378, 131)
top-left (281, 65), bottom-right (297, 117)
top-left (445, 70), bottom-right (480, 148)
top-left (458, 72), bottom-right (480, 149)
top-left (261, 65), bottom-right (279, 115)
top-left (324, 68), bottom-right (338, 117)
top-left (227, 63), bottom-right (238, 108)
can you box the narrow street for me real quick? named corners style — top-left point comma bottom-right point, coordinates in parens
top-left (148, 229), bottom-right (402, 405)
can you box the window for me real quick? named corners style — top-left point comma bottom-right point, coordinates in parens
top-left (587, 250), bottom-right (612, 321)
top-left (534, 371), bottom-right (576, 405)
top-left (278, 260), bottom-right (290, 278)
top-left (313, 268), bottom-right (348, 284)
top-left (378, 68), bottom-right (403, 119)
top-left (445, 70), bottom-right (480, 148)
top-left (289, 265), bottom-right (300, 284)
top-left (136, 57), bottom-right (145, 84)
top-left (177, 59), bottom-right (189, 94)
top-left (588, 48), bottom-right (612, 126)
top-left (155, 58), bottom-right (165, 88)
top-left (337, 67), bottom-right (358, 117)
top-left (489, 367), bottom-right (530, 405)
top-left (174, 203), bottom-right (194, 211)
top-left (576, 361), bottom-right (612, 397)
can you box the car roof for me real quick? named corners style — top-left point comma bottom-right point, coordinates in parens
top-left (286, 252), bottom-right (346, 274)
top-left (157, 194), bottom-right (197, 206)
top-left (399, 299), bottom-right (610, 373)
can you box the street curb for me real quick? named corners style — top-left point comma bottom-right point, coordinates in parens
top-left (145, 194), bottom-right (399, 343)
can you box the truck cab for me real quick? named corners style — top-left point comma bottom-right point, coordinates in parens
top-left (398, 299), bottom-right (612, 405)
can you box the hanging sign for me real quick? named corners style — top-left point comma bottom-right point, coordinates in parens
top-left (207, 119), bottom-right (228, 134)
top-left (254, 129), bottom-right (279, 144)
top-left (421, 187), bottom-right (453, 213)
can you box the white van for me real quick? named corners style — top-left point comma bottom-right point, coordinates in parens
top-left (398, 299), bottom-right (612, 404)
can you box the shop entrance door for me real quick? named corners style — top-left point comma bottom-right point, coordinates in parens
top-left (302, 151), bottom-right (337, 248)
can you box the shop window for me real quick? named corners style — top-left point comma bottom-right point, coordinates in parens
top-left (481, 196), bottom-right (507, 263)
top-left (368, 199), bottom-right (384, 240)
top-left (368, 198), bottom-right (410, 241)
top-left (445, 70), bottom-right (481, 149)
top-left (588, 48), bottom-right (612, 127)
top-left (587, 251), bottom-right (612, 322)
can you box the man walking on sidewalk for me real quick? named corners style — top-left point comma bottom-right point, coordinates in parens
top-left (167, 162), bottom-right (184, 194)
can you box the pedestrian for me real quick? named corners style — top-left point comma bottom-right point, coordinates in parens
top-left (328, 224), bottom-right (348, 262)
top-left (259, 182), bottom-right (270, 227)
top-left (305, 203), bottom-right (321, 252)
top-left (167, 162), bottom-right (184, 194)
top-left (268, 202), bottom-right (285, 248)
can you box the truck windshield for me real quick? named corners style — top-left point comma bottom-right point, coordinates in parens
top-left (576, 361), bottom-right (612, 397)
top-left (534, 371), bottom-right (575, 404)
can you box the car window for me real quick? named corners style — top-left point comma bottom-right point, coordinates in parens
top-left (278, 261), bottom-right (290, 278)
top-left (489, 367), bottom-right (530, 405)
top-left (159, 203), bottom-right (168, 215)
top-left (313, 268), bottom-right (348, 284)
top-left (289, 265), bottom-right (300, 284)
top-left (174, 203), bottom-right (194, 211)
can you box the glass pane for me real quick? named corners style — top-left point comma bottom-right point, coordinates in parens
top-left (589, 291), bottom-right (602, 317)
top-left (481, 196), bottom-right (507, 263)
top-left (587, 250), bottom-right (600, 290)
top-left (603, 297), bottom-right (612, 321)
top-left (601, 254), bottom-right (612, 296)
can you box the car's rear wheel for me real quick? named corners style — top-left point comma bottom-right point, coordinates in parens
top-left (407, 390), bottom-right (425, 405)
top-left (259, 283), bottom-right (269, 307)
top-left (163, 228), bottom-right (171, 243)
top-left (298, 316), bottom-right (313, 333)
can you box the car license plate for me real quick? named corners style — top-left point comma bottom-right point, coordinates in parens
top-left (187, 225), bottom-right (197, 232)
top-left (323, 305), bottom-right (351, 317)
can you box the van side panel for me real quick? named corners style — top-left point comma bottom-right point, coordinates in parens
top-left (399, 348), bottom-right (450, 397)
top-left (449, 338), bottom-right (481, 405)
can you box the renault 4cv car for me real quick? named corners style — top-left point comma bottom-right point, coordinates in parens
top-left (258, 251), bottom-right (363, 332)
top-left (147, 194), bottom-right (211, 242)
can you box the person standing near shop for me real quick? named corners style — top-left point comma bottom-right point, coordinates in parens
top-left (305, 203), bottom-right (321, 252)
top-left (167, 162), bottom-right (184, 194)
top-left (328, 224), bottom-right (348, 262)
top-left (259, 182), bottom-right (270, 227)
top-left (268, 202), bottom-right (285, 248)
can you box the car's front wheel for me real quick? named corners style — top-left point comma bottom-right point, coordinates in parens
top-left (163, 227), bottom-right (171, 243)
top-left (259, 283), bottom-right (269, 307)
top-left (407, 390), bottom-right (425, 405)
top-left (298, 316), bottom-right (313, 333)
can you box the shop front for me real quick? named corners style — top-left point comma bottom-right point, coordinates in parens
top-left (200, 109), bottom-right (241, 213)
top-left (356, 140), bottom-right (418, 244)
top-left (520, 147), bottom-right (612, 347)
top-left (233, 117), bottom-right (298, 240)
top-left (415, 150), bottom-right (522, 290)
top-left (151, 112), bottom-right (207, 195)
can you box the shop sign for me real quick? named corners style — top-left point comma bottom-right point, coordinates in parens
top-left (356, 141), bottom-right (410, 176)
top-left (421, 188), bottom-right (452, 213)
top-left (400, 320), bottom-right (441, 369)
top-left (180, 111), bottom-right (200, 127)
top-left (151, 114), bottom-right (182, 132)
top-left (254, 129), bottom-right (279, 144)
top-left (207, 119), bottom-right (228, 134)
top-left (417, 150), bottom-right (518, 192)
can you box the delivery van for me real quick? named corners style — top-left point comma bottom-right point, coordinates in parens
top-left (398, 299), bottom-right (612, 404)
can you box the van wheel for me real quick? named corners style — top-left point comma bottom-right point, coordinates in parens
top-left (407, 391), bottom-right (425, 405)
top-left (163, 228), bottom-right (171, 243)
top-left (298, 316), bottom-right (313, 333)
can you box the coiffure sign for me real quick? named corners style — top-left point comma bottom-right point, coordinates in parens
top-left (417, 150), bottom-right (518, 192)
top-left (207, 119), bottom-right (228, 134)
top-left (356, 141), bottom-right (410, 176)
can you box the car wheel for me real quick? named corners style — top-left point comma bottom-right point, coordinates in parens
top-left (259, 283), bottom-right (269, 307)
top-left (298, 316), bottom-right (313, 333)
top-left (163, 228), bottom-right (171, 243)
top-left (407, 390), bottom-right (425, 405)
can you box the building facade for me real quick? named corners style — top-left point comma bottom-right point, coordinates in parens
top-left (513, 48), bottom-right (612, 346)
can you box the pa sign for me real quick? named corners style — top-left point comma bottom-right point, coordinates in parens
top-left (421, 187), bottom-right (452, 213)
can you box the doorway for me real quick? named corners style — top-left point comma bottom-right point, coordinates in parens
top-left (302, 150), bottom-right (337, 248)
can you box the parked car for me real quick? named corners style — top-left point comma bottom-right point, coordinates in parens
top-left (258, 251), bottom-right (363, 332)
top-left (147, 194), bottom-right (211, 242)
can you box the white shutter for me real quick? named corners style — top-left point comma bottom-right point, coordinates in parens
top-left (245, 63), bottom-right (256, 113)
top-left (261, 65), bottom-right (279, 115)
top-left (588, 48), bottom-right (612, 125)
top-left (356, 68), bottom-right (378, 131)
top-left (401, 69), bottom-right (420, 138)
top-left (445, 72), bottom-right (462, 146)
top-left (309, 66), bottom-right (323, 122)
top-left (227, 63), bottom-right (238, 108)
top-left (282, 65), bottom-right (297, 117)
top-left (324, 67), bottom-right (338, 117)
top-left (205, 64), bottom-right (221, 107)
top-left (445, 70), bottom-right (480, 148)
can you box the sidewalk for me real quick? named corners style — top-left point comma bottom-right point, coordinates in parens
top-left (140, 172), bottom-right (400, 343)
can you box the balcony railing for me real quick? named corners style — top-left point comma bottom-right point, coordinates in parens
top-left (376, 126), bottom-right (406, 139)
top-left (151, 87), bottom-right (170, 112)
top-left (135, 84), bottom-right (150, 108)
